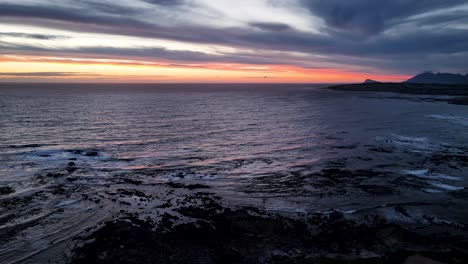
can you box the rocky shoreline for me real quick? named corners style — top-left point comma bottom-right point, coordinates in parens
top-left (1, 142), bottom-right (468, 263)
top-left (71, 188), bottom-right (468, 264)
top-left (327, 83), bottom-right (468, 105)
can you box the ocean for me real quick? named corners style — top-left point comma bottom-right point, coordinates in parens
top-left (0, 83), bottom-right (467, 263)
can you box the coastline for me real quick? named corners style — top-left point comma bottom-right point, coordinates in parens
top-left (3, 150), bottom-right (467, 263)
top-left (70, 183), bottom-right (468, 264)
top-left (1, 85), bottom-right (467, 264)
top-left (326, 83), bottom-right (468, 105)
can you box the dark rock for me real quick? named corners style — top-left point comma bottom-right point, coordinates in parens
top-left (85, 151), bottom-right (99, 157)
top-left (121, 178), bottom-right (143, 185)
top-left (116, 189), bottom-right (149, 198)
top-left (166, 182), bottom-right (210, 190)
top-left (0, 186), bottom-right (14, 196)
top-left (68, 162), bottom-right (76, 166)
top-left (332, 145), bottom-right (358, 150)
top-left (46, 172), bottom-right (64, 178)
top-left (8, 144), bottom-right (41, 148)
top-left (67, 167), bottom-right (78, 173)
top-left (71, 193), bottom-right (468, 264)
top-left (394, 206), bottom-right (410, 217)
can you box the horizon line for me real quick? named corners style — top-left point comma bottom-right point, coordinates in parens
top-left (0, 81), bottom-right (404, 85)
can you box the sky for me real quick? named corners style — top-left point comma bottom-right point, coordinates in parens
top-left (0, 0), bottom-right (467, 83)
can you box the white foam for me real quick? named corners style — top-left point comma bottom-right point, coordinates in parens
top-left (56, 199), bottom-right (81, 208)
top-left (378, 207), bottom-right (413, 223)
top-left (429, 181), bottom-right (464, 191)
top-left (422, 188), bottom-right (444, 193)
top-left (428, 115), bottom-right (468, 126)
top-left (18, 149), bottom-right (113, 171)
top-left (376, 134), bottom-right (438, 152)
top-left (313, 208), bottom-right (357, 215)
top-left (332, 209), bottom-right (357, 214)
top-left (266, 207), bottom-right (307, 213)
top-left (402, 169), bottom-right (464, 192)
top-left (402, 169), bottom-right (461, 181)
top-left (393, 135), bottom-right (428, 143)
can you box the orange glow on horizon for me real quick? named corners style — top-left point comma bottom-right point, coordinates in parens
top-left (0, 55), bottom-right (410, 83)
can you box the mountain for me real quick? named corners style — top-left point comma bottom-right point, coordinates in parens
top-left (363, 79), bottom-right (380, 84)
top-left (405, 72), bottom-right (468, 84)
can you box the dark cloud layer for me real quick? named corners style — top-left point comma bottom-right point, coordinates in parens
top-left (0, 32), bottom-right (67, 40)
top-left (142, 0), bottom-right (186, 6)
top-left (0, 3), bottom-right (147, 27)
top-left (0, 0), bottom-right (467, 74)
top-left (302, 0), bottom-right (467, 36)
top-left (249, 22), bottom-right (292, 31)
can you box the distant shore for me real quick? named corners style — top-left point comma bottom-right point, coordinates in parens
top-left (326, 83), bottom-right (468, 105)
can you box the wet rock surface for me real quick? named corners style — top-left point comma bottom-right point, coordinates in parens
top-left (1, 140), bottom-right (467, 263)
top-left (8, 144), bottom-right (42, 149)
top-left (0, 186), bottom-right (14, 196)
top-left (22, 143), bottom-right (457, 263)
top-left (71, 190), bottom-right (468, 264)
top-left (55, 143), bottom-right (467, 263)
top-left (166, 182), bottom-right (211, 190)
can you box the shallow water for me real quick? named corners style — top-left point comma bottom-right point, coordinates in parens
top-left (0, 83), bottom-right (467, 263)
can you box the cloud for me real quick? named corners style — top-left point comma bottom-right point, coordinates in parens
top-left (1, 23), bottom-right (467, 75)
top-left (249, 22), bottom-right (292, 31)
top-left (0, 0), bottom-right (467, 75)
top-left (0, 2), bottom-right (149, 29)
top-left (0, 32), bottom-right (67, 40)
top-left (300, 0), bottom-right (468, 36)
top-left (75, 0), bottom-right (142, 15)
top-left (141, 0), bottom-right (186, 6)
top-left (0, 72), bottom-right (171, 78)
top-left (0, 42), bottom-right (316, 67)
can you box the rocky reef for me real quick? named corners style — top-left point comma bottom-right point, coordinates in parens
top-left (71, 189), bottom-right (468, 264)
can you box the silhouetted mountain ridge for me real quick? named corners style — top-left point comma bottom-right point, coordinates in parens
top-left (405, 72), bottom-right (468, 84)
top-left (363, 79), bottom-right (380, 84)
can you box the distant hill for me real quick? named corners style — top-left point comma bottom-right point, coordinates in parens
top-left (363, 79), bottom-right (380, 84)
top-left (405, 72), bottom-right (468, 84)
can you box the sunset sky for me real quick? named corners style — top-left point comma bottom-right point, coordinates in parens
top-left (0, 0), bottom-right (467, 83)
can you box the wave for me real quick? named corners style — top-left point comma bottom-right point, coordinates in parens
top-left (402, 169), bottom-right (461, 181)
top-left (429, 182), bottom-right (464, 191)
top-left (376, 134), bottom-right (440, 152)
top-left (428, 114), bottom-right (468, 126)
top-left (402, 169), bottom-right (464, 193)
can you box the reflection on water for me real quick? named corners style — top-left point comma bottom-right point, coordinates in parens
top-left (0, 83), bottom-right (467, 263)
